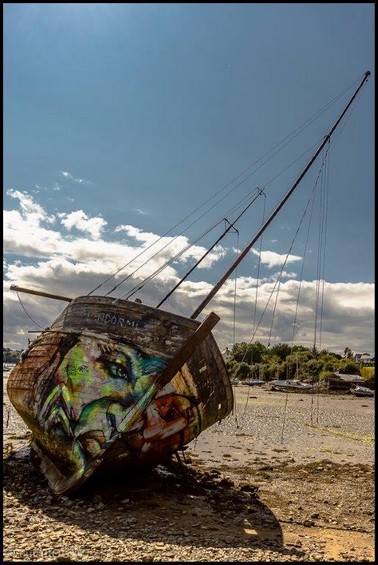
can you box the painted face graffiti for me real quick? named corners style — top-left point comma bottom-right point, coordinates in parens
top-left (39, 335), bottom-right (167, 465)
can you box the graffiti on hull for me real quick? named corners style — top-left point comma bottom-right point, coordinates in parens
top-left (37, 334), bottom-right (203, 478)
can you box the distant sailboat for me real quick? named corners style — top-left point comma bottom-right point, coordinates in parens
top-left (7, 71), bottom-right (371, 495)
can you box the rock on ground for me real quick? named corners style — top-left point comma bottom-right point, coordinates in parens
top-left (3, 376), bottom-right (375, 562)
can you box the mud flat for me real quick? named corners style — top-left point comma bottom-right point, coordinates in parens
top-left (3, 374), bottom-right (375, 562)
top-left (188, 384), bottom-right (375, 467)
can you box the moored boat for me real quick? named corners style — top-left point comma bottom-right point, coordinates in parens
top-left (269, 379), bottom-right (314, 393)
top-left (350, 385), bottom-right (374, 397)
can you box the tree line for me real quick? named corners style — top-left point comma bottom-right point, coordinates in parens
top-left (224, 342), bottom-right (375, 383)
top-left (3, 348), bottom-right (22, 363)
top-left (3, 344), bottom-right (374, 384)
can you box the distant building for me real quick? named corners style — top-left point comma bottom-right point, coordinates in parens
top-left (353, 352), bottom-right (375, 366)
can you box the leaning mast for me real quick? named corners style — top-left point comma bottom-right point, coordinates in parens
top-left (190, 71), bottom-right (371, 320)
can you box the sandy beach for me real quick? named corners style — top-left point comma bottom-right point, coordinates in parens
top-left (3, 373), bottom-right (375, 561)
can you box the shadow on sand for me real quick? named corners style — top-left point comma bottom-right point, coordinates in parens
top-left (4, 442), bottom-right (305, 559)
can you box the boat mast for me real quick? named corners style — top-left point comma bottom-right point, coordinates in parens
top-left (190, 71), bottom-right (370, 320)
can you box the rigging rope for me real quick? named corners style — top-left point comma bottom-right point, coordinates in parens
top-left (156, 189), bottom-right (263, 308)
top-left (86, 77), bottom-right (361, 298)
top-left (119, 191), bottom-right (259, 300)
top-left (16, 292), bottom-right (44, 329)
top-left (244, 146), bottom-right (331, 354)
top-left (114, 135), bottom-right (327, 303)
top-left (232, 225), bottom-right (240, 347)
top-left (233, 75), bottom-right (365, 440)
top-left (251, 191), bottom-right (267, 335)
top-left (234, 193), bottom-right (267, 415)
top-left (318, 148), bottom-right (330, 352)
top-left (290, 190), bottom-right (316, 346)
top-left (312, 139), bottom-right (331, 353)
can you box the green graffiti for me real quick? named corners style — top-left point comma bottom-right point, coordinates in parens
top-left (39, 336), bottom-right (166, 470)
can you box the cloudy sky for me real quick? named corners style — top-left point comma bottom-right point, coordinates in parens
top-left (4, 3), bottom-right (374, 355)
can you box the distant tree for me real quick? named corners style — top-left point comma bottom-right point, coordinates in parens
top-left (344, 347), bottom-right (353, 359)
top-left (338, 361), bottom-right (360, 375)
top-left (318, 352), bottom-right (340, 373)
top-left (304, 358), bottom-right (324, 379)
top-left (326, 351), bottom-right (342, 360)
top-left (259, 362), bottom-right (277, 380)
top-left (3, 348), bottom-right (21, 363)
top-left (360, 367), bottom-right (375, 381)
top-left (230, 342), bottom-right (264, 364)
top-left (270, 343), bottom-right (292, 361)
top-left (318, 370), bottom-right (334, 382)
top-left (292, 344), bottom-right (312, 353)
top-left (225, 341), bottom-right (351, 383)
top-left (233, 361), bottom-right (251, 380)
top-left (225, 358), bottom-right (238, 375)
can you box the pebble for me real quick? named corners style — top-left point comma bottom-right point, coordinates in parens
top-left (3, 382), bottom-right (374, 562)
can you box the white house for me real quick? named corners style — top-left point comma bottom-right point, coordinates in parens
top-left (353, 352), bottom-right (375, 366)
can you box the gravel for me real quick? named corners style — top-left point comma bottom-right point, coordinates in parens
top-left (3, 374), bottom-right (375, 562)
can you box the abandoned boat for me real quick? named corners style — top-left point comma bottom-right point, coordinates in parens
top-left (7, 71), bottom-right (370, 495)
top-left (269, 379), bottom-right (313, 393)
top-left (350, 385), bottom-right (374, 398)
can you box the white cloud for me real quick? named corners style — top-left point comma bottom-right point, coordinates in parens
top-left (7, 189), bottom-right (55, 225)
top-left (59, 210), bottom-right (107, 240)
top-left (114, 224), bottom-right (225, 268)
top-left (60, 170), bottom-right (92, 185)
top-left (3, 190), bottom-right (375, 355)
top-left (205, 279), bottom-right (375, 354)
top-left (251, 248), bottom-right (302, 268)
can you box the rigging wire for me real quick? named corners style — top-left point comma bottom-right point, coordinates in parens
top-left (119, 190), bottom-right (260, 300)
top-left (268, 144), bottom-right (330, 348)
top-left (234, 192), bottom-right (266, 406)
top-left (156, 189), bottom-right (263, 308)
top-left (110, 189), bottom-right (256, 299)
top-left (113, 136), bottom-right (324, 302)
top-left (205, 76), bottom-right (365, 440)
top-left (251, 191), bottom-right (267, 335)
top-left (281, 144), bottom-right (331, 429)
top-left (232, 225), bottom-right (240, 347)
top-left (318, 147), bottom-right (331, 353)
top-left (234, 194), bottom-right (267, 415)
top-left (94, 84), bottom-right (361, 302)
top-left (16, 292), bottom-right (44, 329)
top-left (236, 142), bottom-right (329, 436)
top-left (86, 77), bottom-right (361, 298)
top-left (290, 191), bottom-right (316, 346)
top-left (114, 217), bottom-right (228, 300)
top-left (189, 74), bottom-right (370, 322)
top-left (108, 137), bottom-right (319, 299)
top-left (313, 141), bottom-right (331, 425)
top-left (313, 163), bottom-right (326, 352)
top-left (243, 147), bottom-right (331, 358)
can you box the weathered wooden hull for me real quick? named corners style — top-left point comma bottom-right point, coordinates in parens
top-left (7, 296), bottom-right (233, 494)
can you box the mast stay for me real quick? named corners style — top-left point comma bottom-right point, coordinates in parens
top-left (190, 71), bottom-right (371, 320)
top-left (9, 72), bottom-right (370, 317)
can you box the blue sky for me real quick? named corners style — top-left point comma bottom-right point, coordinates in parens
top-left (4, 3), bottom-right (374, 354)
